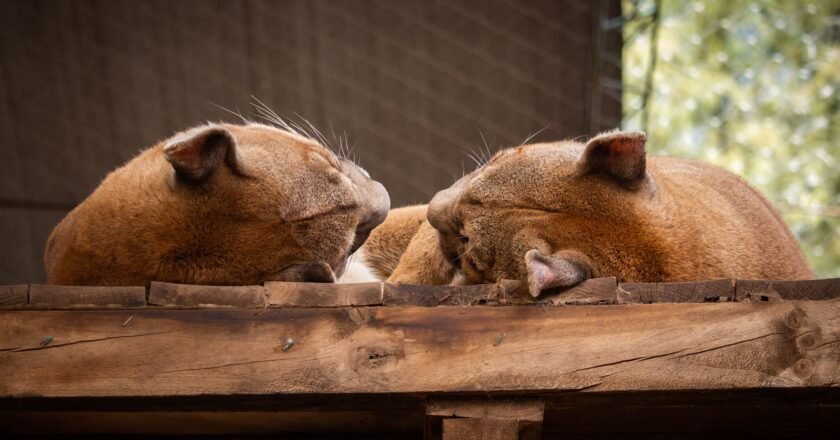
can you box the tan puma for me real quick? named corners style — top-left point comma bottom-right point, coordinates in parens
top-left (45, 122), bottom-right (389, 286)
top-left (349, 130), bottom-right (813, 297)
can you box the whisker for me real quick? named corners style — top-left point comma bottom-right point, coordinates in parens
top-left (250, 96), bottom-right (308, 139)
top-left (522, 124), bottom-right (551, 145)
top-left (209, 102), bottom-right (252, 124)
top-left (327, 120), bottom-right (345, 160)
top-left (246, 97), bottom-right (349, 160)
top-left (462, 148), bottom-right (483, 168)
top-left (457, 240), bottom-right (477, 260)
top-left (475, 126), bottom-right (493, 166)
top-left (294, 111), bottom-right (334, 151)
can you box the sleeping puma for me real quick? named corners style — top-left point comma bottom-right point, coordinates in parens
top-left (46, 122), bottom-right (389, 286)
top-left (345, 130), bottom-right (813, 297)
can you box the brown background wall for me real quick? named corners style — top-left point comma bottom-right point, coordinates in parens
top-left (0, 0), bottom-right (621, 284)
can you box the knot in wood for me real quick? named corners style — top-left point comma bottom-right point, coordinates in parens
top-left (784, 309), bottom-right (806, 330)
top-left (796, 332), bottom-right (818, 351)
top-left (792, 358), bottom-right (815, 379)
top-left (364, 346), bottom-right (405, 368)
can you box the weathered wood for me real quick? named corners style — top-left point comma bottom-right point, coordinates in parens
top-left (427, 401), bottom-right (543, 440)
top-left (737, 278), bottom-right (840, 301)
top-left (618, 278), bottom-right (735, 303)
top-left (1, 301), bottom-right (836, 398)
top-left (382, 278), bottom-right (618, 307)
top-left (148, 282), bottom-right (266, 308)
top-left (443, 418), bottom-right (519, 440)
top-left (28, 284), bottom-right (146, 307)
top-left (427, 401), bottom-right (544, 422)
top-left (383, 283), bottom-right (516, 306)
top-left (265, 282), bottom-right (382, 307)
top-left (540, 277), bottom-right (618, 305)
top-left (0, 285), bottom-right (27, 306)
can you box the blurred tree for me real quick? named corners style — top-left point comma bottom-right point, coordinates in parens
top-left (623, 0), bottom-right (840, 277)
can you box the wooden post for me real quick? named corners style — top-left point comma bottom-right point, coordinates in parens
top-left (426, 401), bottom-right (543, 440)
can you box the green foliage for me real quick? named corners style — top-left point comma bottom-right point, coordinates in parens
top-left (623, 0), bottom-right (840, 277)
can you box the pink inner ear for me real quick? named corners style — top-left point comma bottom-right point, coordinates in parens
top-left (526, 254), bottom-right (569, 296)
top-left (530, 262), bottom-right (556, 292)
top-left (168, 141), bottom-right (201, 161)
top-left (609, 139), bottom-right (635, 156)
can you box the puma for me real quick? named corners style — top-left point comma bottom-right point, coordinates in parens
top-left (46, 122), bottom-right (389, 286)
top-left (348, 130), bottom-right (813, 297)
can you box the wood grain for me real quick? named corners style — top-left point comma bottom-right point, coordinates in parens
top-left (443, 418), bottom-right (519, 440)
top-left (540, 277), bottom-right (618, 305)
top-left (1, 301), bottom-right (836, 398)
top-left (427, 401), bottom-right (544, 440)
top-left (28, 284), bottom-right (146, 307)
top-left (737, 278), bottom-right (840, 301)
top-left (265, 282), bottom-right (382, 307)
top-left (618, 278), bottom-right (735, 303)
top-left (148, 282), bottom-right (266, 308)
top-left (0, 285), bottom-right (27, 306)
top-left (383, 283), bottom-right (515, 306)
top-left (382, 279), bottom-right (618, 306)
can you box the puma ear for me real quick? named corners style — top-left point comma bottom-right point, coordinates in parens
top-left (274, 261), bottom-right (336, 283)
top-left (163, 125), bottom-right (240, 182)
top-left (579, 130), bottom-right (647, 183)
top-left (524, 249), bottom-right (591, 298)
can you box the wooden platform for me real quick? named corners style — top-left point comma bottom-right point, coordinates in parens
top-left (1, 278), bottom-right (838, 438)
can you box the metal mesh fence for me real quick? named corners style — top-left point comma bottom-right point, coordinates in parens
top-left (0, 0), bottom-right (622, 283)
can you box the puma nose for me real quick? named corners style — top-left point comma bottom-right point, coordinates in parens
top-left (428, 173), bottom-right (471, 235)
top-left (351, 179), bottom-right (389, 252)
top-left (343, 158), bottom-right (389, 253)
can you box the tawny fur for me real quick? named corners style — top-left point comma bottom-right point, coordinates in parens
top-left (355, 205), bottom-right (427, 279)
top-left (368, 131), bottom-right (813, 291)
top-left (44, 123), bottom-right (389, 286)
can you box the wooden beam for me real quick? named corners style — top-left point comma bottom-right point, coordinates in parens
top-left (1, 301), bottom-right (836, 398)
top-left (427, 401), bottom-right (543, 440)
top-left (265, 282), bottom-right (382, 307)
top-left (618, 278), bottom-right (735, 303)
top-left (27, 284), bottom-right (146, 308)
top-left (383, 283), bottom-right (508, 306)
top-left (0, 285), bottom-right (27, 306)
top-left (442, 418), bottom-right (519, 440)
top-left (148, 282), bottom-right (265, 308)
top-left (541, 277), bottom-right (618, 305)
top-left (737, 278), bottom-right (840, 301)
top-left (383, 278), bottom-right (618, 306)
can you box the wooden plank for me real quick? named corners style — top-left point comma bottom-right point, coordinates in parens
top-left (383, 278), bottom-right (617, 307)
top-left (540, 277), bottom-right (618, 305)
top-left (0, 285), bottom-right (28, 306)
top-left (28, 284), bottom-right (146, 307)
top-left (383, 283), bottom-right (515, 306)
top-left (148, 282), bottom-right (265, 308)
top-left (265, 282), bottom-right (381, 307)
top-left (617, 278), bottom-right (735, 303)
top-left (0, 301), bottom-right (837, 397)
top-left (427, 401), bottom-right (544, 422)
top-left (737, 278), bottom-right (840, 301)
top-left (427, 401), bottom-right (543, 440)
top-left (443, 418), bottom-right (519, 440)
